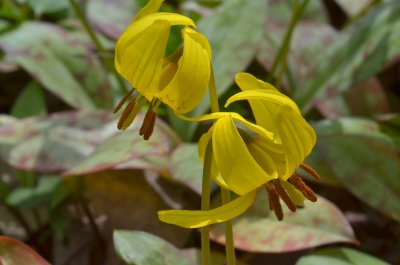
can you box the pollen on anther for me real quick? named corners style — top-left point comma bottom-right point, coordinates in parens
top-left (117, 99), bottom-right (136, 130)
top-left (113, 89), bottom-right (135, 113)
top-left (139, 108), bottom-right (156, 140)
top-left (290, 174), bottom-right (317, 202)
top-left (273, 180), bottom-right (296, 212)
top-left (300, 162), bottom-right (321, 180)
top-left (265, 185), bottom-right (283, 221)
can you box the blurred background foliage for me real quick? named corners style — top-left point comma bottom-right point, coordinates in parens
top-left (0, 0), bottom-right (399, 264)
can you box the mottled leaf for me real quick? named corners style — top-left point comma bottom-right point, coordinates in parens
top-left (0, 236), bottom-right (50, 265)
top-left (295, 1), bottom-right (400, 112)
top-left (87, 0), bottom-right (140, 39)
top-left (297, 247), bottom-right (390, 265)
top-left (0, 22), bottom-right (113, 109)
top-left (210, 193), bottom-right (356, 253)
top-left (169, 144), bottom-right (203, 194)
top-left (316, 118), bottom-right (400, 222)
top-left (334, 0), bottom-right (371, 16)
top-left (113, 230), bottom-right (248, 265)
top-left (0, 110), bottom-right (178, 174)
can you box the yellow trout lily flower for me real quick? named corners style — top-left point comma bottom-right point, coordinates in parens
top-left (158, 74), bottom-right (320, 227)
top-left (114, 0), bottom-right (212, 139)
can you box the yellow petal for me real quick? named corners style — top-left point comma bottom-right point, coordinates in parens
top-left (213, 116), bottom-right (277, 195)
top-left (119, 13), bottom-right (195, 48)
top-left (158, 190), bottom-right (257, 228)
top-left (235, 72), bottom-right (278, 92)
top-left (281, 180), bottom-right (305, 206)
top-left (184, 27), bottom-right (212, 58)
top-left (247, 142), bottom-right (278, 178)
top-left (134, 0), bottom-right (164, 22)
top-left (276, 105), bottom-right (316, 179)
top-left (115, 20), bottom-right (170, 101)
top-left (158, 28), bottom-right (211, 113)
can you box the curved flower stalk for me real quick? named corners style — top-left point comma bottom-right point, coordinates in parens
top-left (158, 74), bottom-right (320, 227)
top-left (113, 0), bottom-right (212, 139)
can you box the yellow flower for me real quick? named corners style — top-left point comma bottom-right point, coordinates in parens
top-left (114, 0), bottom-right (212, 139)
top-left (158, 74), bottom-right (320, 227)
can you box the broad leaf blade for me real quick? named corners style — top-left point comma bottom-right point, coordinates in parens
top-left (0, 236), bottom-right (50, 265)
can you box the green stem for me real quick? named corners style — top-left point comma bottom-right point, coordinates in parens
top-left (68, 0), bottom-right (128, 95)
top-left (267, 0), bottom-right (309, 85)
top-left (201, 142), bottom-right (212, 265)
top-left (208, 66), bottom-right (236, 265)
top-left (221, 189), bottom-right (235, 265)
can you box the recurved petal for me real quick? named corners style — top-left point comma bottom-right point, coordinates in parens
top-left (213, 116), bottom-right (278, 195)
top-left (225, 89), bottom-right (300, 114)
top-left (276, 105), bottom-right (316, 179)
top-left (235, 72), bottom-right (278, 92)
top-left (133, 0), bottom-right (164, 22)
top-left (119, 13), bottom-right (195, 49)
top-left (158, 190), bottom-right (257, 228)
top-left (115, 20), bottom-right (170, 100)
top-left (157, 28), bottom-right (211, 113)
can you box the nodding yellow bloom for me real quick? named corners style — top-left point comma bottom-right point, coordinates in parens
top-left (158, 74), bottom-right (320, 227)
top-left (114, 0), bottom-right (212, 139)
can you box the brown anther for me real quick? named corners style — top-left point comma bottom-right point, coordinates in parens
top-left (139, 108), bottom-right (156, 140)
top-left (273, 180), bottom-right (296, 212)
top-left (113, 89), bottom-right (135, 113)
top-left (289, 174), bottom-right (318, 202)
top-left (300, 162), bottom-right (321, 180)
top-left (265, 185), bottom-right (283, 221)
top-left (117, 99), bottom-right (136, 130)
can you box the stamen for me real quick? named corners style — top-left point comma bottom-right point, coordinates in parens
top-left (139, 108), bottom-right (156, 140)
top-left (113, 89), bottom-right (136, 113)
top-left (289, 174), bottom-right (317, 202)
top-left (117, 98), bottom-right (136, 130)
top-left (300, 162), bottom-right (321, 180)
top-left (265, 185), bottom-right (273, 211)
top-left (265, 185), bottom-right (283, 221)
top-left (273, 180), bottom-right (296, 212)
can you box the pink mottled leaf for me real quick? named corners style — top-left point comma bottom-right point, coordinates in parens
top-left (210, 194), bottom-right (356, 253)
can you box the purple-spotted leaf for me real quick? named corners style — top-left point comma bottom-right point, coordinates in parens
top-left (0, 110), bottom-right (178, 174)
top-left (315, 118), bottom-right (400, 222)
top-left (210, 193), bottom-right (356, 253)
top-left (0, 236), bottom-right (50, 265)
top-left (87, 0), bottom-right (140, 40)
top-left (0, 22), bottom-right (113, 109)
top-left (113, 230), bottom-right (248, 265)
top-left (297, 247), bottom-right (390, 265)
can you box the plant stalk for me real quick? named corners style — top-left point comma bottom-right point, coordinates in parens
top-left (68, 0), bottom-right (128, 95)
top-left (267, 0), bottom-right (309, 87)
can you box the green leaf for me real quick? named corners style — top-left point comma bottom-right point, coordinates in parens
top-left (113, 230), bottom-right (248, 265)
top-left (296, 247), bottom-right (390, 265)
top-left (316, 117), bottom-right (400, 222)
top-left (295, 1), bottom-right (400, 112)
top-left (6, 176), bottom-right (61, 209)
top-left (169, 144), bottom-right (203, 194)
top-left (114, 230), bottom-right (195, 265)
top-left (10, 81), bottom-right (47, 118)
top-left (0, 22), bottom-right (113, 109)
top-left (0, 236), bottom-right (50, 265)
top-left (178, 0), bottom-right (268, 140)
top-left (210, 193), bottom-right (356, 253)
top-left (26, 0), bottom-right (69, 16)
